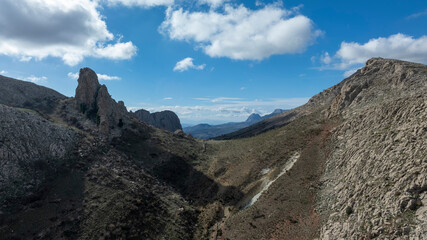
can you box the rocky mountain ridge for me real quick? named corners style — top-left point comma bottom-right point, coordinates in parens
top-left (0, 58), bottom-right (425, 239)
top-left (184, 109), bottom-right (287, 139)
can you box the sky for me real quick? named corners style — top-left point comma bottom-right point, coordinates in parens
top-left (0, 0), bottom-right (426, 124)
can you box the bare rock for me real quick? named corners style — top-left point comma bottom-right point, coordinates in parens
top-left (74, 68), bottom-right (131, 135)
top-left (75, 68), bottom-right (101, 115)
top-left (134, 109), bottom-right (182, 132)
top-left (0, 104), bottom-right (77, 206)
top-left (96, 85), bottom-right (128, 134)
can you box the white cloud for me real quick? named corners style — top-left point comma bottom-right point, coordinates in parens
top-left (336, 34), bottom-right (427, 68)
top-left (130, 97), bottom-right (308, 123)
top-left (68, 72), bottom-right (121, 81)
top-left (163, 97), bottom-right (173, 100)
top-left (321, 52), bottom-right (331, 64)
top-left (0, 70), bottom-right (7, 75)
top-left (97, 74), bottom-right (121, 81)
top-left (24, 75), bottom-right (47, 83)
top-left (210, 97), bottom-right (241, 103)
top-left (406, 9), bottom-right (427, 19)
top-left (105, 0), bottom-right (174, 7)
top-left (173, 57), bottom-right (206, 72)
top-left (160, 4), bottom-right (321, 61)
top-left (343, 68), bottom-right (358, 77)
top-left (240, 86), bottom-right (246, 90)
top-left (67, 72), bottom-right (80, 79)
top-left (0, 0), bottom-right (137, 66)
top-left (199, 0), bottom-right (230, 8)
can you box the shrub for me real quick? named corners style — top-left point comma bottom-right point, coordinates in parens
top-left (346, 206), bottom-right (354, 215)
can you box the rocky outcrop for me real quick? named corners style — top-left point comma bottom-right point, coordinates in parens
top-left (74, 68), bottom-right (130, 135)
top-left (75, 68), bottom-right (100, 116)
top-left (134, 109), bottom-right (182, 132)
top-left (0, 75), bottom-right (65, 112)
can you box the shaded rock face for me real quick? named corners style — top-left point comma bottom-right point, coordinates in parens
top-left (74, 68), bottom-right (129, 134)
top-left (0, 75), bottom-right (65, 113)
top-left (134, 109), bottom-right (182, 132)
top-left (0, 104), bottom-right (77, 207)
top-left (75, 68), bottom-right (100, 116)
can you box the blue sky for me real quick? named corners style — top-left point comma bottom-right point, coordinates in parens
top-left (0, 0), bottom-right (426, 124)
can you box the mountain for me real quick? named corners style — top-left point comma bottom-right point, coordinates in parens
top-left (0, 58), bottom-right (425, 239)
top-left (245, 113), bottom-right (262, 122)
top-left (183, 109), bottom-right (287, 139)
top-left (0, 74), bottom-right (65, 113)
top-left (133, 109), bottom-right (182, 132)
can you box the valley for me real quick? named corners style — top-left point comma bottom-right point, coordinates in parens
top-left (0, 58), bottom-right (426, 239)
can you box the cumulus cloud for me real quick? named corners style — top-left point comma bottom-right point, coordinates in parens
top-left (0, 70), bottom-right (7, 75)
top-left (24, 75), bottom-right (47, 83)
top-left (130, 97), bottom-right (308, 123)
top-left (97, 74), bottom-right (122, 81)
top-left (67, 72), bottom-right (80, 79)
top-left (0, 0), bottom-right (137, 66)
top-left (68, 72), bottom-right (121, 81)
top-left (160, 4), bottom-right (321, 61)
top-left (105, 0), bottom-right (174, 7)
top-left (335, 34), bottom-right (427, 69)
top-left (199, 0), bottom-right (230, 8)
top-left (173, 57), bottom-right (206, 72)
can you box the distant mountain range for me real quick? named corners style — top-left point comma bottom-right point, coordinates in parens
top-left (183, 109), bottom-right (287, 139)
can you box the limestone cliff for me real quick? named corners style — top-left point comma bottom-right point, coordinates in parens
top-left (134, 109), bottom-right (182, 132)
top-left (74, 68), bottom-right (130, 135)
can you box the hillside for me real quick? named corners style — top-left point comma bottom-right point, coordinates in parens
top-left (0, 58), bottom-right (425, 239)
top-left (0, 74), bottom-right (65, 113)
top-left (184, 109), bottom-right (286, 139)
top-left (201, 58), bottom-right (427, 239)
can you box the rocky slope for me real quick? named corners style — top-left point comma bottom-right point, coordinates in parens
top-left (0, 104), bottom-right (77, 209)
top-left (0, 58), bottom-right (425, 239)
top-left (202, 58), bottom-right (426, 239)
top-left (184, 109), bottom-right (287, 139)
top-left (133, 109), bottom-right (182, 132)
top-left (0, 69), bottom-right (203, 239)
top-left (317, 58), bottom-right (427, 239)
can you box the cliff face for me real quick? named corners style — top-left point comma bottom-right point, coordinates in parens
top-left (134, 109), bottom-right (182, 132)
top-left (74, 68), bottom-right (130, 135)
